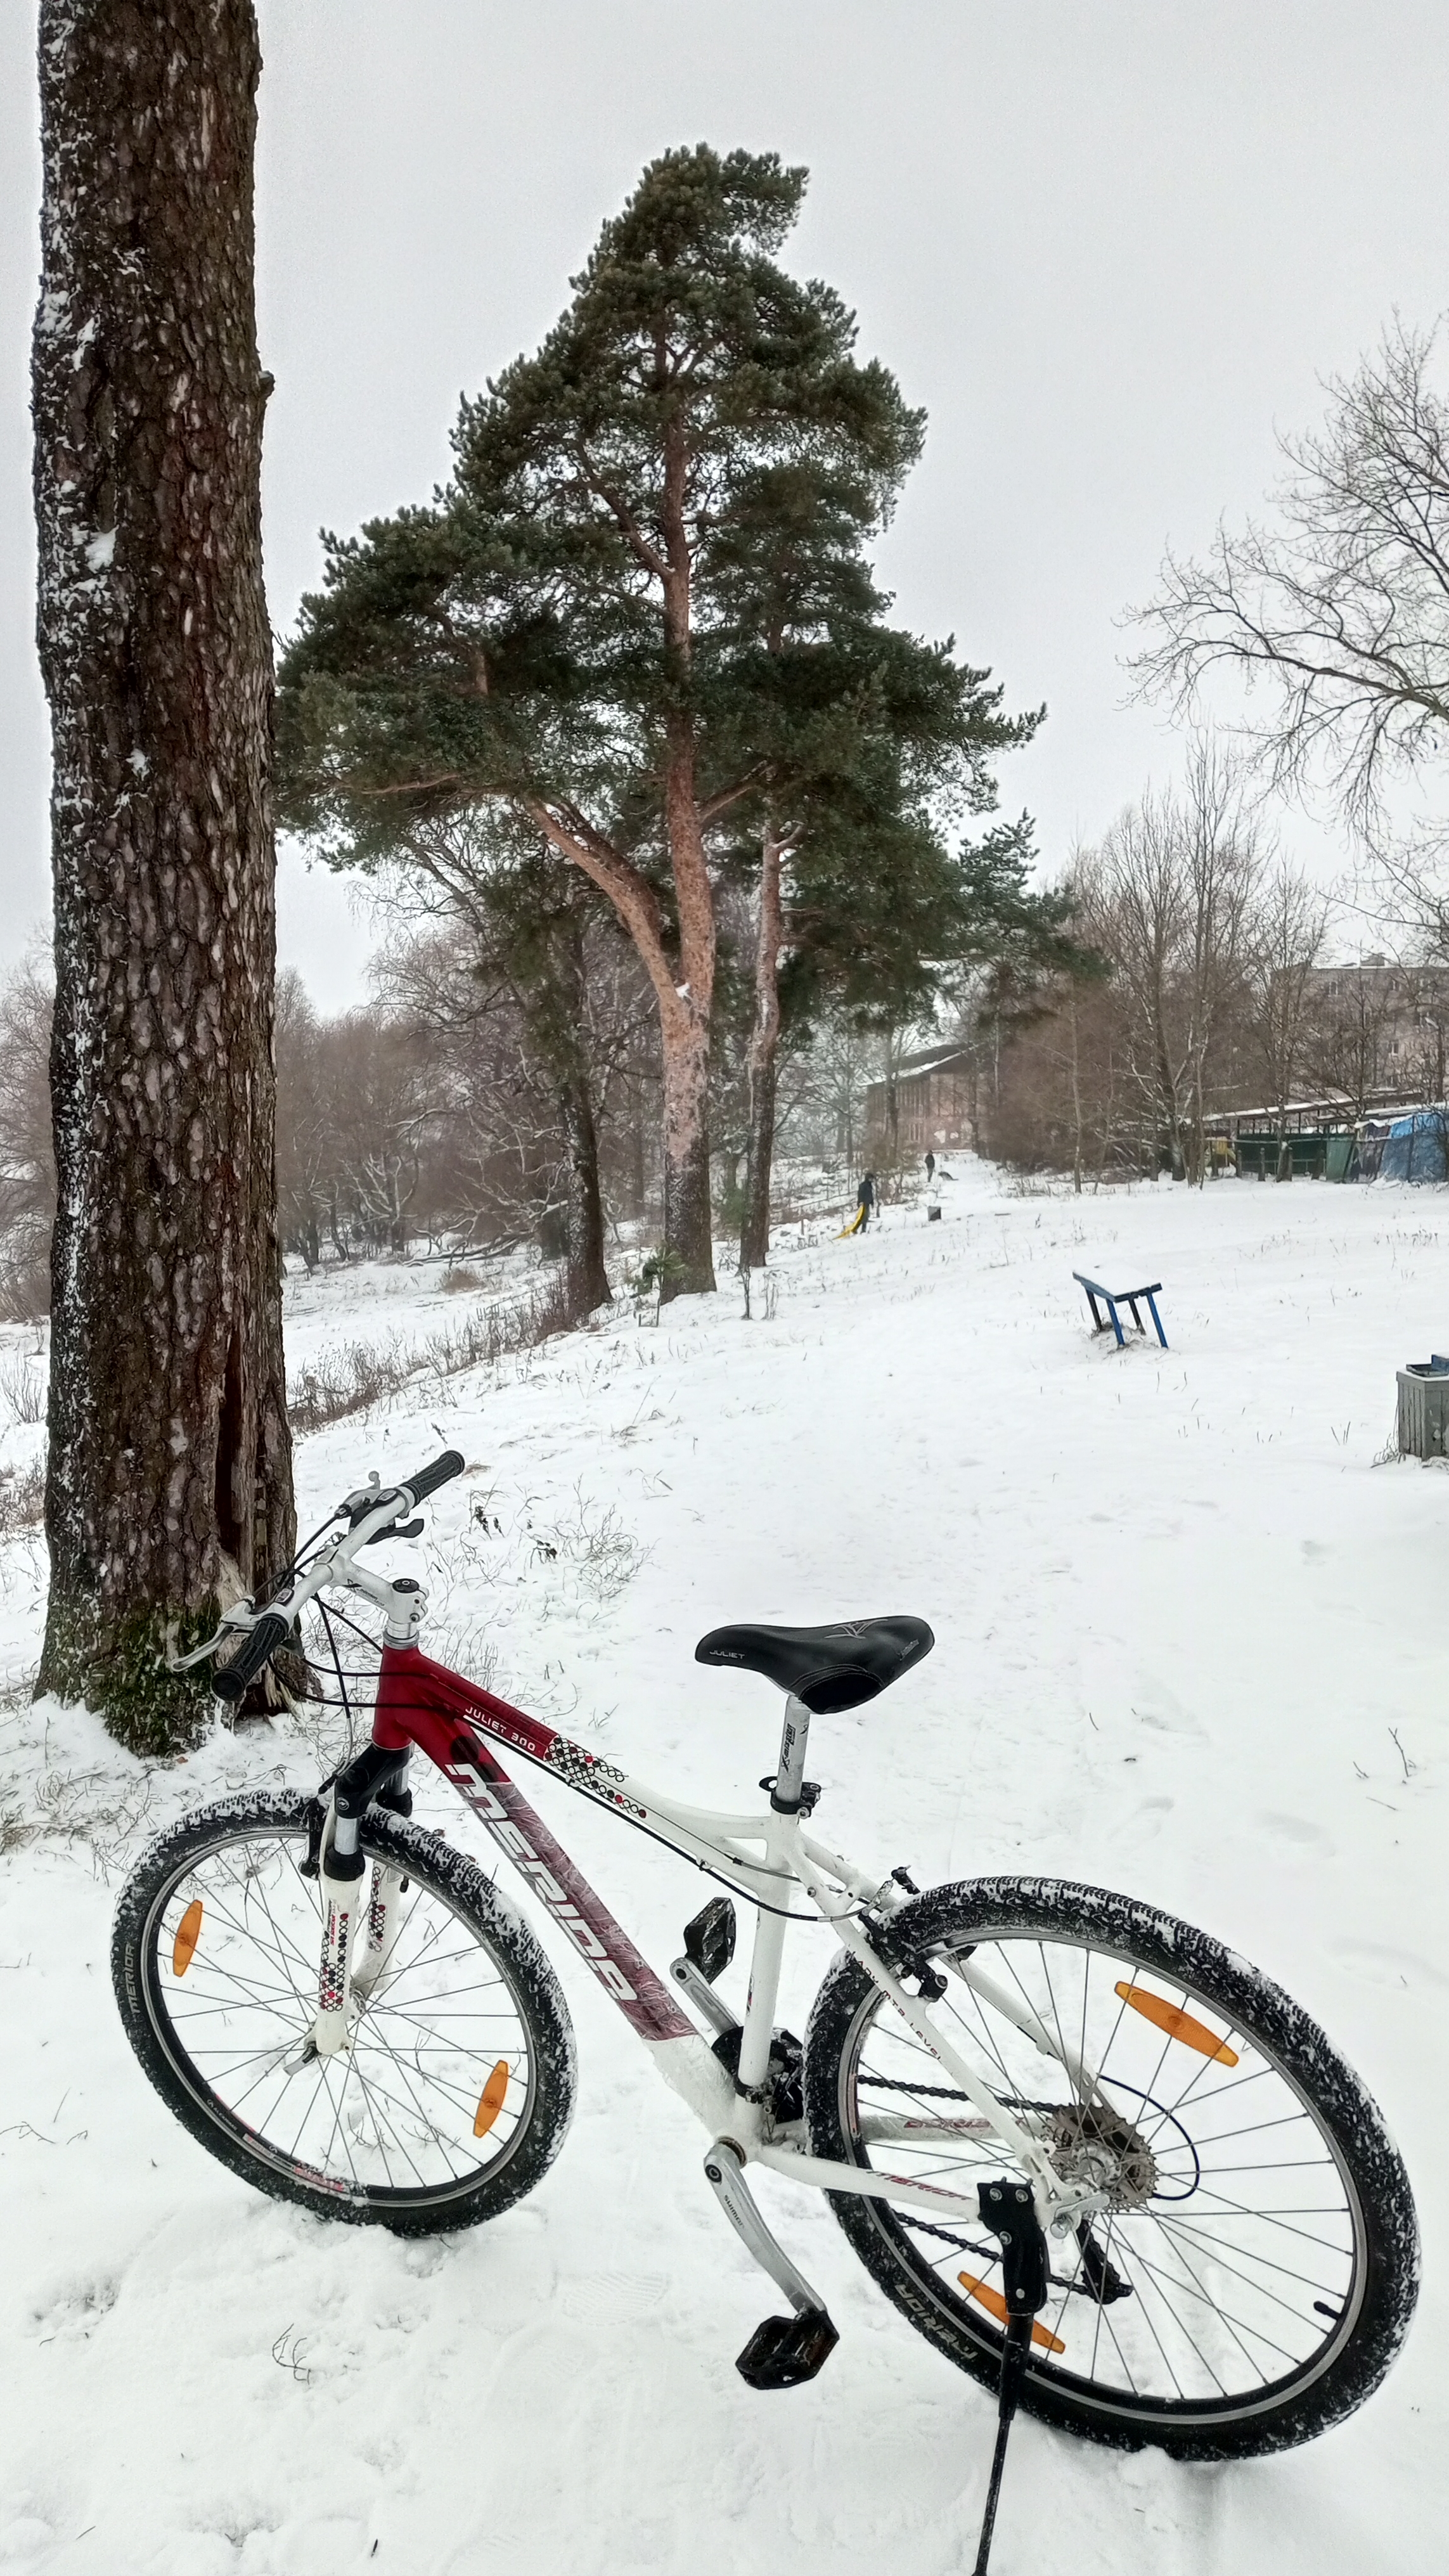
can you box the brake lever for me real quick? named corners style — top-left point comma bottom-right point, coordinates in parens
top-left (361, 1518), bottom-right (423, 1545)
top-left (162, 1605), bottom-right (255, 1673)
top-left (338, 1471), bottom-right (387, 1524)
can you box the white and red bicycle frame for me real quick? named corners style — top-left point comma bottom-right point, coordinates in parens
top-left (302, 1578), bottom-right (1102, 2244)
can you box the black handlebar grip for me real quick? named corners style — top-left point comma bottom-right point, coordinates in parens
top-left (212, 1609), bottom-right (295, 1703)
top-left (401, 1448), bottom-right (465, 1505)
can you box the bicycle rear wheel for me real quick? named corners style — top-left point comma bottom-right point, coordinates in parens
top-left (804, 1877), bottom-right (1418, 2456)
top-left (113, 1791), bottom-right (576, 2231)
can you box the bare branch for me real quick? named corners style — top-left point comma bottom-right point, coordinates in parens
top-left (1128, 318), bottom-right (1449, 833)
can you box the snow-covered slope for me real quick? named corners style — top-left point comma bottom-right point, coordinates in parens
top-left (1, 1167), bottom-right (1443, 2573)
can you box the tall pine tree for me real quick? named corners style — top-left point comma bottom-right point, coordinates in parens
top-left (279, 146), bottom-right (935, 1295)
top-left (33, 1), bottom-right (293, 1746)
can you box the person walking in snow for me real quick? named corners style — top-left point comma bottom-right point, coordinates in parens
top-left (856, 1170), bottom-right (877, 1231)
top-left (924, 1149), bottom-right (936, 1185)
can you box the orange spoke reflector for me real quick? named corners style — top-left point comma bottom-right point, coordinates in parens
top-left (473, 2061), bottom-right (510, 2139)
top-left (1115, 1980), bottom-right (1238, 2065)
top-left (172, 1900), bottom-right (203, 1978)
top-left (957, 2274), bottom-right (1066, 2354)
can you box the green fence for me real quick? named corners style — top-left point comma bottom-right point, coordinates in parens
top-left (1232, 1129), bottom-right (1354, 1180)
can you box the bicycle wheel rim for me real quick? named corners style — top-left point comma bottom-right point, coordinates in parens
top-left (138, 1815), bottom-right (541, 2212)
top-left (835, 1918), bottom-right (1370, 2432)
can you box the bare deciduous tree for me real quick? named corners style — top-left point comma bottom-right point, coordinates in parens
top-left (1300, 965), bottom-right (1405, 1119)
top-left (1078, 749), bottom-right (1263, 1182)
top-left (1131, 319), bottom-right (1449, 836)
top-left (1248, 864), bottom-right (1330, 1169)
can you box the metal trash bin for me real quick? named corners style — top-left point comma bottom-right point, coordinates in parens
top-left (1396, 1360), bottom-right (1449, 1459)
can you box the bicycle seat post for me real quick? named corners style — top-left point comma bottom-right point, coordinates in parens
top-left (770, 1692), bottom-right (811, 1817)
top-left (735, 1694), bottom-right (811, 2096)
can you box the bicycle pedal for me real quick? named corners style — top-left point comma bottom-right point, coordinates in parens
top-left (683, 1895), bottom-right (736, 1983)
top-left (735, 2305), bottom-right (838, 2391)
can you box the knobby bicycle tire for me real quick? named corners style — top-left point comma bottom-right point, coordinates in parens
top-left (803, 1876), bottom-right (1418, 2457)
top-left (113, 1791), bottom-right (577, 2233)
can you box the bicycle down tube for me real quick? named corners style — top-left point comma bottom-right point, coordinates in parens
top-left (363, 1640), bottom-right (1066, 2219)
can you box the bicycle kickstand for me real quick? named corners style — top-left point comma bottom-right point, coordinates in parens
top-left (970, 2180), bottom-right (1051, 2576)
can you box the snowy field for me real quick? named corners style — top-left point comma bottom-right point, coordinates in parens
top-left (1, 1164), bottom-right (1445, 2575)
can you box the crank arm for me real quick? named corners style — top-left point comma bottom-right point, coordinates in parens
top-left (669, 1952), bottom-right (740, 2039)
top-left (704, 2139), bottom-right (823, 2319)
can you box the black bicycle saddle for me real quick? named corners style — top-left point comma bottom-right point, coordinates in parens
top-left (693, 1616), bottom-right (934, 1715)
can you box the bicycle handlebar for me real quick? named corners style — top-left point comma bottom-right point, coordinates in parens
top-left (212, 1609), bottom-right (295, 1704)
top-left (205, 1451), bottom-right (464, 1699)
top-left (398, 1448), bottom-right (465, 1506)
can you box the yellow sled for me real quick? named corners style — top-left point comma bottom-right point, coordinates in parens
top-left (836, 1206), bottom-right (865, 1237)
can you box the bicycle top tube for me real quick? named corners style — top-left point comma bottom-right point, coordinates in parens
top-left (366, 1636), bottom-right (868, 1923)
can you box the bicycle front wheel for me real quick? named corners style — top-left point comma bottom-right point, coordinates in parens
top-left (113, 1791), bottom-right (576, 2232)
top-left (804, 1877), bottom-right (1418, 2456)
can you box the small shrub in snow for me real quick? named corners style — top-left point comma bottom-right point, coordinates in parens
top-left (287, 1271), bottom-right (576, 1434)
top-left (0, 1460), bottom-right (44, 1533)
top-left (0, 1356), bottom-right (45, 1424)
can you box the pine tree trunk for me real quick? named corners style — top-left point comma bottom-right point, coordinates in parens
top-left (514, 898), bottom-right (610, 1318)
top-left (548, 918), bottom-right (609, 1315)
top-left (740, 828), bottom-right (783, 1273)
top-left (557, 1071), bottom-right (610, 1318)
top-left (527, 790), bottom-right (714, 1300)
top-left (884, 1034), bottom-right (901, 1168)
top-left (33, 1), bottom-right (294, 1750)
top-left (740, 1050), bottom-right (777, 1273)
top-left (658, 720), bottom-right (717, 1301)
top-left (660, 1011), bottom-right (715, 1298)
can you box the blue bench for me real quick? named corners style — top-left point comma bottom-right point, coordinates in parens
top-left (1073, 1272), bottom-right (1168, 1350)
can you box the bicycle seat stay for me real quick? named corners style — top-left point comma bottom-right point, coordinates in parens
top-left (694, 1616), bottom-right (933, 1713)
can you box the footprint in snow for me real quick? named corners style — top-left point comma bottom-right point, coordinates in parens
top-left (560, 2268), bottom-right (670, 2324)
top-left (1257, 1812), bottom-right (1336, 1859)
top-left (30, 2272), bottom-right (119, 2342)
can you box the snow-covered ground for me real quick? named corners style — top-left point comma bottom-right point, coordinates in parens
top-left (1, 1166), bottom-right (1445, 2575)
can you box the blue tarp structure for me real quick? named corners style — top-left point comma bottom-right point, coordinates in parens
top-left (1360, 1105), bottom-right (1449, 1183)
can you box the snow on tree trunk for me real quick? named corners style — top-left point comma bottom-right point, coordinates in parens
top-left (32, 0), bottom-right (295, 1750)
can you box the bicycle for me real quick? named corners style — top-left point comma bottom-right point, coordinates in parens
top-left (113, 1450), bottom-right (1419, 2571)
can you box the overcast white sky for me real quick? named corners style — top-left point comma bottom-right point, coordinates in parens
top-left (3, 0), bottom-right (1447, 1007)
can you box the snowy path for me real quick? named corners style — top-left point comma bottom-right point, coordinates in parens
top-left (1, 1169), bottom-right (1444, 2573)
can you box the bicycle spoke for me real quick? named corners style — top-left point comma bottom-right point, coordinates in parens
top-left (1103, 2223), bottom-right (1229, 2397)
top-left (1148, 2212), bottom-right (1349, 2314)
top-left (151, 1821), bottom-right (536, 2202)
top-left (843, 1915), bottom-right (1365, 2412)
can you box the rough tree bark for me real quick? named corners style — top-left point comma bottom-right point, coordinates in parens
top-left (531, 911), bottom-right (610, 1318)
top-left (740, 826), bottom-right (784, 1273)
top-left (525, 796), bottom-right (717, 1298)
top-left (33, 0), bottom-right (294, 1749)
top-left (556, 1069), bottom-right (610, 1318)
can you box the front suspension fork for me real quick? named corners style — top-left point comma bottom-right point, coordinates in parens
top-left (309, 1748), bottom-right (412, 2058)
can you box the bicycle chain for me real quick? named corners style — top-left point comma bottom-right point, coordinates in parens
top-left (899, 2209), bottom-right (1109, 2301)
top-left (856, 2075), bottom-right (1107, 2297)
top-left (856, 2072), bottom-right (1051, 2109)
